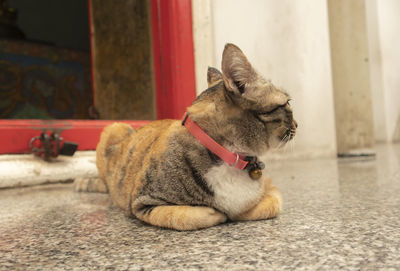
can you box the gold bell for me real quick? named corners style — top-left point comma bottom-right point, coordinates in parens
top-left (249, 168), bottom-right (262, 180)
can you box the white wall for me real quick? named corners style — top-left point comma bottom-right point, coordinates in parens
top-left (376, 0), bottom-right (400, 142)
top-left (192, 0), bottom-right (217, 94)
top-left (210, 0), bottom-right (337, 157)
top-left (366, 0), bottom-right (388, 142)
top-left (192, 0), bottom-right (400, 156)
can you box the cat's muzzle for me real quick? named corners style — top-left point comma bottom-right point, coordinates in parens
top-left (284, 120), bottom-right (297, 141)
top-left (287, 120), bottom-right (297, 140)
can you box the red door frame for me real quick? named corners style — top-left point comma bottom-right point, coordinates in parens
top-left (0, 0), bottom-right (196, 154)
top-left (150, 0), bottom-right (197, 119)
top-left (0, 120), bottom-right (149, 154)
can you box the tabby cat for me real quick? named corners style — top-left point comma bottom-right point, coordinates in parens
top-left (75, 43), bottom-right (297, 230)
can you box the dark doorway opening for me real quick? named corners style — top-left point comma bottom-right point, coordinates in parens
top-left (1, 0), bottom-right (92, 119)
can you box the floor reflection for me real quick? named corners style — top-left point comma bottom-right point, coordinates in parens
top-left (0, 144), bottom-right (399, 270)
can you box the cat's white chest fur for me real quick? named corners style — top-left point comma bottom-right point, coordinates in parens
top-left (205, 163), bottom-right (264, 218)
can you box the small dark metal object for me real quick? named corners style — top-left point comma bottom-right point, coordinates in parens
top-left (59, 141), bottom-right (78, 156)
top-left (249, 168), bottom-right (262, 180)
top-left (30, 131), bottom-right (78, 161)
top-left (244, 156), bottom-right (265, 180)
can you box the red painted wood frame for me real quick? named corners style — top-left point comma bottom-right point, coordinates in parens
top-left (0, 120), bottom-right (150, 154)
top-left (150, 0), bottom-right (197, 119)
top-left (0, 0), bottom-right (196, 154)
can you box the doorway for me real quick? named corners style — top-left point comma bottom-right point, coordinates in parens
top-left (1, 0), bottom-right (93, 119)
top-left (0, 0), bottom-right (196, 154)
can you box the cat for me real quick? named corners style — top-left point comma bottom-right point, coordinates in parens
top-left (74, 43), bottom-right (297, 230)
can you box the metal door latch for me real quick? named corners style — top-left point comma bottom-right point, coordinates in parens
top-left (30, 131), bottom-right (78, 161)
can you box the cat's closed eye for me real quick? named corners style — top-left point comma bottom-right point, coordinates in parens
top-left (259, 100), bottom-right (291, 115)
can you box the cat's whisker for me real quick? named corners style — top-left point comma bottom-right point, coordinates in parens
top-left (285, 138), bottom-right (290, 153)
top-left (293, 135), bottom-right (298, 153)
top-left (276, 137), bottom-right (284, 149)
top-left (282, 136), bottom-right (290, 153)
top-left (290, 137), bottom-right (294, 153)
top-left (277, 134), bottom-right (288, 149)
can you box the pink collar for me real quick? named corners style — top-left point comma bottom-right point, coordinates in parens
top-left (182, 114), bottom-right (249, 170)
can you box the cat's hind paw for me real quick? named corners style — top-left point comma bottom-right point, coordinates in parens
top-left (136, 205), bottom-right (227, 231)
top-left (74, 177), bottom-right (108, 193)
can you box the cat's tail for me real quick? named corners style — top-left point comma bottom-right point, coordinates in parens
top-left (96, 123), bottom-right (135, 181)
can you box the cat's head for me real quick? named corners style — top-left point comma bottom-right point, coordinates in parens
top-left (188, 43), bottom-right (297, 156)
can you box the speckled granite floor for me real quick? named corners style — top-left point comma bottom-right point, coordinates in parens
top-left (1, 144), bottom-right (399, 271)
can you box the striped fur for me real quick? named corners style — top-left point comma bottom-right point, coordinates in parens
top-left (75, 43), bottom-right (296, 230)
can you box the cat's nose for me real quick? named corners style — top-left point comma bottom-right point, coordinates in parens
top-left (293, 120), bottom-right (298, 128)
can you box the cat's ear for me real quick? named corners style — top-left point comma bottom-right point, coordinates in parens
top-left (221, 43), bottom-right (258, 96)
top-left (207, 67), bottom-right (223, 87)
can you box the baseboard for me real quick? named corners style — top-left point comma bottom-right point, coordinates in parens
top-left (0, 151), bottom-right (97, 189)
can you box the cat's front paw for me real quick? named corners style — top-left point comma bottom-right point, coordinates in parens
top-left (264, 185), bottom-right (283, 218)
top-left (233, 185), bottom-right (282, 221)
top-left (195, 207), bottom-right (228, 228)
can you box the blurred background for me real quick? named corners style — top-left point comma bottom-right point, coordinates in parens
top-left (0, 0), bottom-right (399, 158)
top-left (196, 0), bottom-right (400, 158)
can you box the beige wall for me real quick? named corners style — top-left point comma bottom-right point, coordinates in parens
top-left (375, 0), bottom-right (400, 142)
top-left (366, 0), bottom-right (400, 143)
top-left (192, 0), bottom-right (399, 157)
top-left (366, 0), bottom-right (388, 142)
top-left (209, 0), bottom-right (337, 157)
top-left (328, 0), bottom-right (375, 154)
top-left (192, 0), bottom-right (216, 94)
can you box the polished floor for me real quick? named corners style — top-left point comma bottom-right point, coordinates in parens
top-left (1, 144), bottom-right (399, 270)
